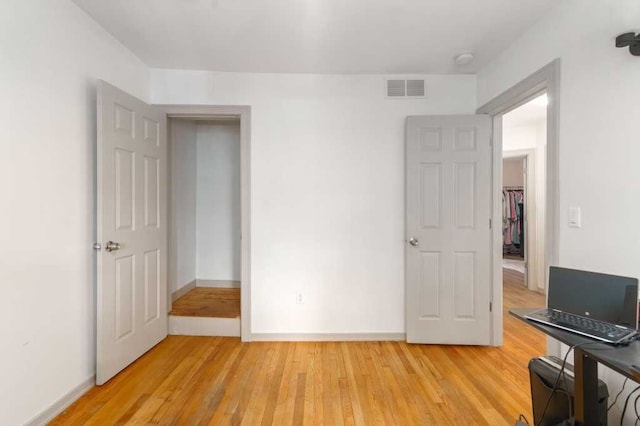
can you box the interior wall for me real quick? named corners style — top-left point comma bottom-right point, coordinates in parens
top-left (477, 0), bottom-right (640, 422)
top-left (170, 119), bottom-right (198, 292)
top-left (502, 126), bottom-right (537, 151)
top-left (502, 158), bottom-right (524, 187)
top-left (196, 122), bottom-right (241, 282)
top-left (151, 71), bottom-right (477, 334)
top-left (0, 0), bottom-right (149, 424)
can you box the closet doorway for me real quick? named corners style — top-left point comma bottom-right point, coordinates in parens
top-left (166, 107), bottom-right (250, 339)
top-left (501, 93), bottom-right (547, 295)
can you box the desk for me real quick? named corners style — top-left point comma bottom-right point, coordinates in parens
top-left (510, 308), bottom-right (640, 425)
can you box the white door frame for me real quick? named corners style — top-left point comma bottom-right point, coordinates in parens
top-left (160, 105), bottom-right (252, 342)
top-left (477, 59), bottom-right (560, 347)
top-left (502, 150), bottom-right (536, 291)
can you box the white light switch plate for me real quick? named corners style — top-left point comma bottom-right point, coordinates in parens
top-left (568, 206), bottom-right (581, 228)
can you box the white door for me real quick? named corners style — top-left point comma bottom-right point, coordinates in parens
top-left (96, 81), bottom-right (168, 384)
top-left (406, 115), bottom-right (492, 345)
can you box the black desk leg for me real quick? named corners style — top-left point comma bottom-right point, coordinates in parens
top-left (574, 348), bottom-right (599, 425)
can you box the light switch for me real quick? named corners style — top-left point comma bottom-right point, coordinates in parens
top-left (568, 207), bottom-right (581, 228)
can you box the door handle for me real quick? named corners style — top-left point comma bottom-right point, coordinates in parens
top-left (105, 241), bottom-right (121, 252)
top-left (409, 238), bottom-right (419, 247)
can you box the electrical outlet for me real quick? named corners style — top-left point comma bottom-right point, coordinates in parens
top-left (296, 292), bottom-right (304, 304)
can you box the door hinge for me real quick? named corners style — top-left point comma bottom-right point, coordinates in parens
top-left (490, 301), bottom-right (493, 312)
top-left (489, 219), bottom-right (492, 229)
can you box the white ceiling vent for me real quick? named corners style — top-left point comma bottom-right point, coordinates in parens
top-left (385, 79), bottom-right (427, 99)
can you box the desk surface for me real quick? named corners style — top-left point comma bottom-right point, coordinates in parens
top-left (510, 307), bottom-right (640, 381)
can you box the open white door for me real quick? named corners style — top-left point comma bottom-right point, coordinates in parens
top-left (96, 81), bottom-right (168, 384)
top-left (406, 115), bottom-right (492, 345)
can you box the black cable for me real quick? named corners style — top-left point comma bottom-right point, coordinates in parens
top-left (619, 385), bottom-right (640, 426)
top-left (634, 391), bottom-right (640, 423)
top-left (603, 378), bottom-right (631, 424)
top-left (561, 366), bottom-right (573, 420)
top-left (535, 345), bottom-right (578, 426)
top-left (610, 378), bottom-right (630, 412)
top-left (535, 342), bottom-right (602, 426)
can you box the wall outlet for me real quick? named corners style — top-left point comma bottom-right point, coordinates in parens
top-left (296, 292), bottom-right (304, 304)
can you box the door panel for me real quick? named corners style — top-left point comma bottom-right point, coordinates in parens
top-left (97, 80), bottom-right (168, 385)
top-left (406, 115), bottom-right (492, 345)
top-left (419, 252), bottom-right (440, 317)
top-left (144, 155), bottom-right (160, 228)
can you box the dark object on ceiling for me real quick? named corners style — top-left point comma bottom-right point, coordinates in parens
top-left (615, 32), bottom-right (640, 56)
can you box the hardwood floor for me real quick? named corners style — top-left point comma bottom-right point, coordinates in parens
top-left (170, 287), bottom-right (240, 318)
top-left (51, 270), bottom-right (545, 425)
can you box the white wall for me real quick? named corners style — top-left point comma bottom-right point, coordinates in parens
top-left (503, 126), bottom-right (538, 151)
top-left (170, 119), bottom-right (198, 292)
top-left (478, 0), bottom-right (640, 422)
top-left (503, 158), bottom-right (524, 187)
top-left (0, 0), bottom-right (149, 424)
top-left (151, 71), bottom-right (477, 334)
top-left (196, 122), bottom-right (241, 281)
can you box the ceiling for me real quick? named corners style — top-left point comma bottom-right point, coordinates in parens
top-left (503, 94), bottom-right (547, 128)
top-left (72, 0), bottom-right (558, 74)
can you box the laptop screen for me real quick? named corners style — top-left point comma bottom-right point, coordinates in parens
top-left (548, 266), bottom-right (639, 329)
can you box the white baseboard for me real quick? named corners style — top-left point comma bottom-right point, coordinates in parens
top-left (25, 375), bottom-right (95, 426)
top-left (196, 279), bottom-right (240, 288)
top-left (169, 315), bottom-right (240, 337)
top-left (171, 280), bottom-right (196, 302)
top-left (250, 333), bottom-right (406, 342)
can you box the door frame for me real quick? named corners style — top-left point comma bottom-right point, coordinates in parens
top-left (477, 59), bottom-right (560, 346)
top-left (160, 104), bottom-right (252, 342)
top-left (502, 150), bottom-right (536, 291)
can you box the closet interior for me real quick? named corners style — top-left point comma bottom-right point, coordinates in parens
top-left (502, 158), bottom-right (525, 260)
top-left (503, 186), bottom-right (525, 258)
top-left (169, 117), bottom-right (241, 336)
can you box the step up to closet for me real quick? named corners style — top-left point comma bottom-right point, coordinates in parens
top-left (169, 287), bottom-right (240, 337)
top-left (169, 316), bottom-right (240, 337)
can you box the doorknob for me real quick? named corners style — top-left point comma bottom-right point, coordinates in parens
top-left (409, 238), bottom-right (419, 247)
top-left (105, 241), bottom-right (121, 252)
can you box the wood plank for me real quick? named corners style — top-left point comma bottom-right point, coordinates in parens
top-left (170, 287), bottom-right (240, 318)
top-left (51, 269), bottom-right (544, 425)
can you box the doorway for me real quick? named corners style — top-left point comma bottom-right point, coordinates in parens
top-left (477, 59), bottom-right (559, 347)
top-left (163, 105), bottom-right (252, 341)
top-left (501, 93), bottom-right (548, 297)
top-left (168, 117), bottom-right (242, 336)
top-left (96, 82), bottom-right (252, 384)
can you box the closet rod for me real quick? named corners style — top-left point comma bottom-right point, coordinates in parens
top-left (503, 186), bottom-right (524, 190)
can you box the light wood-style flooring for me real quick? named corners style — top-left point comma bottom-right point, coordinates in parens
top-left (170, 287), bottom-right (240, 318)
top-left (51, 270), bottom-right (545, 425)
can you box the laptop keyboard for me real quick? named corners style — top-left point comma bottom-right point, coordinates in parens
top-left (542, 309), bottom-right (633, 341)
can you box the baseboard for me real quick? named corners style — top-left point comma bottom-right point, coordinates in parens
top-left (25, 375), bottom-right (95, 426)
top-left (196, 279), bottom-right (240, 288)
top-left (250, 333), bottom-right (406, 342)
top-left (169, 315), bottom-right (241, 337)
top-left (171, 280), bottom-right (196, 302)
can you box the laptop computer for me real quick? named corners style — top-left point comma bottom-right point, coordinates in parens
top-left (525, 266), bottom-right (639, 344)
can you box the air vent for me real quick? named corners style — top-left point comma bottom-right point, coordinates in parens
top-left (385, 79), bottom-right (426, 99)
top-left (387, 80), bottom-right (406, 97)
top-left (407, 80), bottom-right (425, 97)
